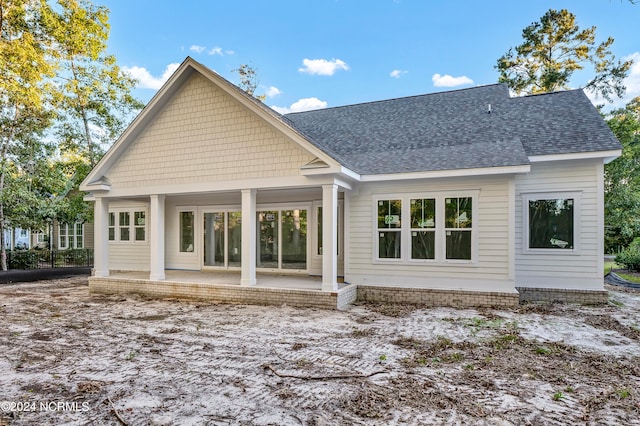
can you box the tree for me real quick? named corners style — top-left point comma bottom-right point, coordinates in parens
top-left (52, 0), bottom-right (142, 168)
top-left (0, 0), bottom-right (141, 270)
top-left (605, 97), bottom-right (640, 252)
top-left (0, 0), bottom-right (59, 270)
top-left (232, 64), bottom-right (266, 101)
top-left (496, 9), bottom-right (632, 102)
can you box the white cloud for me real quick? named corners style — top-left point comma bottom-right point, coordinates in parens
top-left (122, 63), bottom-right (180, 90)
top-left (271, 97), bottom-right (328, 114)
top-left (299, 58), bottom-right (349, 76)
top-left (225, 50), bottom-right (236, 56)
top-left (190, 45), bottom-right (206, 54)
top-left (432, 73), bottom-right (474, 87)
top-left (208, 47), bottom-right (223, 56)
top-left (390, 69), bottom-right (408, 78)
top-left (265, 86), bottom-right (281, 98)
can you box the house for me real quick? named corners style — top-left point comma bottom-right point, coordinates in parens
top-left (3, 228), bottom-right (31, 250)
top-left (80, 57), bottom-right (621, 309)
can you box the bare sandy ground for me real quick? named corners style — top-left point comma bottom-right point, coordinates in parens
top-left (1, 276), bottom-right (639, 425)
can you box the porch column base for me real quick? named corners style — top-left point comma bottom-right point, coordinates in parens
top-left (150, 273), bottom-right (166, 281)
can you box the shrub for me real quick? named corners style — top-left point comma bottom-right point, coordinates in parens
top-left (615, 238), bottom-right (640, 272)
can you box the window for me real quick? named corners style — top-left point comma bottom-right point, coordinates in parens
top-left (378, 199), bottom-right (402, 259)
top-left (59, 223), bottom-right (84, 249)
top-left (410, 198), bottom-right (435, 260)
top-left (108, 213), bottom-right (116, 241)
top-left (375, 193), bottom-right (477, 263)
top-left (179, 211), bottom-right (195, 252)
top-left (524, 193), bottom-right (579, 252)
top-left (134, 211), bottom-right (146, 241)
top-left (109, 209), bottom-right (147, 243)
top-left (19, 229), bottom-right (27, 238)
top-left (119, 212), bottom-right (130, 241)
top-left (445, 197), bottom-right (472, 260)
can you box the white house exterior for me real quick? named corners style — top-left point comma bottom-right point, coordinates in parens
top-left (80, 57), bottom-right (621, 308)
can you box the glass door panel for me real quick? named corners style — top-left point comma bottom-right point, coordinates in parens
top-left (282, 209), bottom-right (307, 270)
top-left (204, 212), bottom-right (225, 267)
top-left (227, 212), bottom-right (242, 267)
top-left (257, 211), bottom-right (278, 268)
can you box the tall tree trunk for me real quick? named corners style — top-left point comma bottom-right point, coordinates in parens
top-left (71, 61), bottom-right (96, 167)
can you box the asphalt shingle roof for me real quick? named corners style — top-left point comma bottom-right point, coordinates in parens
top-left (283, 83), bottom-right (621, 175)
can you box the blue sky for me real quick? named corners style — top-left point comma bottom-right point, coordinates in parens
top-left (102, 0), bottom-right (640, 113)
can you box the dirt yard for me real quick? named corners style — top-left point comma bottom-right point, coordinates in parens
top-left (1, 277), bottom-right (639, 425)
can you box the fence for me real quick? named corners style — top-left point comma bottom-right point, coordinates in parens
top-left (6, 249), bottom-right (94, 270)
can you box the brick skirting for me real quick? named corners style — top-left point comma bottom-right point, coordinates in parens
top-left (356, 285), bottom-right (520, 308)
top-left (89, 277), bottom-right (608, 309)
top-left (89, 277), bottom-right (357, 310)
top-left (517, 287), bottom-right (608, 304)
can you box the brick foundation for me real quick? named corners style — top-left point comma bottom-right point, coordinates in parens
top-left (517, 287), bottom-right (608, 304)
top-left (89, 277), bottom-right (356, 310)
top-left (356, 285), bottom-right (520, 308)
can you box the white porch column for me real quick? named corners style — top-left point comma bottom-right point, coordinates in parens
top-left (322, 184), bottom-right (339, 291)
top-left (93, 197), bottom-right (110, 277)
top-left (150, 194), bottom-right (166, 280)
top-left (241, 189), bottom-right (257, 286)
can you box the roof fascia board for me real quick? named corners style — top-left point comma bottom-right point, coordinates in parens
top-left (360, 165), bottom-right (531, 182)
top-left (528, 150), bottom-right (621, 163)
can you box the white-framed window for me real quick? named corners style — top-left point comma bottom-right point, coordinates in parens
top-left (109, 209), bottom-right (147, 243)
top-left (59, 223), bottom-right (84, 249)
top-left (374, 191), bottom-right (478, 263)
top-left (522, 191), bottom-right (580, 253)
top-left (179, 210), bottom-right (195, 253)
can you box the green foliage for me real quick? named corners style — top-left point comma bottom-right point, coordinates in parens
top-left (496, 9), bottom-right (631, 102)
top-left (0, 0), bottom-right (141, 270)
top-left (615, 238), bottom-right (640, 272)
top-left (605, 98), bottom-right (640, 252)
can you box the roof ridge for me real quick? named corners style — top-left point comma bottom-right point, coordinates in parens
top-left (284, 83), bottom-right (508, 116)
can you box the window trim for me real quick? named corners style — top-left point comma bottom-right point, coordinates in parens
top-left (58, 222), bottom-right (84, 250)
top-left (373, 191), bottom-right (479, 265)
top-left (108, 208), bottom-right (149, 244)
top-left (177, 208), bottom-right (197, 255)
top-left (522, 191), bottom-right (581, 255)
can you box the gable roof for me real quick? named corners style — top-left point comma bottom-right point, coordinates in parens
top-left (81, 57), bottom-right (345, 191)
top-left (284, 84), bottom-right (621, 175)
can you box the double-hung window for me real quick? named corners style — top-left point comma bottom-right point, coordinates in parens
top-left (59, 223), bottom-right (84, 249)
top-left (375, 192), bottom-right (477, 263)
top-left (410, 198), bottom-right (436, 260)
top-left (110, 209), bottom-right (147, 243)
top-left (377, 200), bottom-right (402, 259)
top-left (523, 192), bottom-right (580, 253)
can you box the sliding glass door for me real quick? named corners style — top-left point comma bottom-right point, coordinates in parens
top-left (258, 208), bottom-right (308, 271)
top-left (204, 211), bottom-right (242, 268)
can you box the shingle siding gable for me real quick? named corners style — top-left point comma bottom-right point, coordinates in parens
top-left (106, 74), bottom-right (315, 188)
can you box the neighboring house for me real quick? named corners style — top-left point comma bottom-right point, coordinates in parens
top-left (29, 222), bottom-right (95, 250)
top-left (3, 228), bottom-right (31, 250)
top-left (80, 57), bottom-right (621, 309)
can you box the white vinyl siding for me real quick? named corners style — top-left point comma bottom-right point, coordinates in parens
top-left (108, 202), bottom-right (150, 271)
top-left (346, 176), bottom-right (511, 288)
top-left (515, 159), bottom-right (602, 289)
